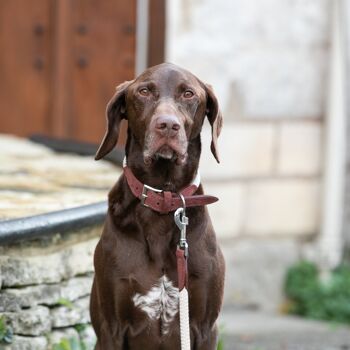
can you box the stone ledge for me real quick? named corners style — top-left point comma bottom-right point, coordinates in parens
top-left (50, 325), bottom-right (96, 350)
top-left (0, 305), bottom-right (51, 336)
top-left (50, 296), bottom-right (90, 328)
top-left (0, 134), bottom-right (119, 221)
top-left (50, 328), bottom-right (80, 347)
top-left (0, 238), bottom-right (97, 287)
top-left (1, 335), bottom-right (48, 350)
top-left (0, 276), bottom-right (93, 312)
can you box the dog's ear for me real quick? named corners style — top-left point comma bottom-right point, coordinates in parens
top-left (95, 80), bottom-right (133, 160)
top-left (205, 84), bottom-right (223, 163)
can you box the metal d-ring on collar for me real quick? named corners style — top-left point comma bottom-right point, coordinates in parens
top-left (174, 193), bottom-right (189, 257)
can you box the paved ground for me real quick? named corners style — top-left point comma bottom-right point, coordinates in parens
top-left (220, 309), bottom-right (350, 350)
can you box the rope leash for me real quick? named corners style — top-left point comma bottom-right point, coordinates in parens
top-left (174, 195), bottom-right (191, 350)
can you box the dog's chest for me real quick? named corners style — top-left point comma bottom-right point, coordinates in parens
top-left (132, 275), bottom-right (179, 335)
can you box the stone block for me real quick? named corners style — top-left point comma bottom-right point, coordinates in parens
top-left (0, 134), bottom-right (53, 159)
top-left (204, 181), bottom-right (245, 238)
top-left (50, 296), bottom-right (90, 328)
top-left (167, 0), bottom-right (330, 119)
top-left (0, 293), bottom-right (21, 312)
top-left (221, 238), bottom-right (299, 310)
top-left (1, 306), bottom-right (51, 336)
top-left (79, 325), bottom-right (97, 350)
top-left (0, 133), bottom-right (120, 221)
top-left (244, 179), bottom-right (320, 236)
top-left (50, 328), bottom-right (80, 347)
top-left (168, 0), bottom-right (331, 51)
top-left (0, 276), bottom-right (93, 311)
top-left (2, 335), bottom-right (48, 350)
top-left (277, 122), bottom-right (322, 175)
top-left (230, 48), bottom-right (328, 119)
top-left (200, 123), bottom-right (275, 179)
top-left (0, 239), bottom-right (97, 287)
top-left (50, 325), bottom-right (96, 350)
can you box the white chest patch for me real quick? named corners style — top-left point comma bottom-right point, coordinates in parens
top-left (133, 275), bottom-right (179, 335)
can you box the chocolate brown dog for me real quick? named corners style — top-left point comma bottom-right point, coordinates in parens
top-left (90, 63), bottom-right (225, 349)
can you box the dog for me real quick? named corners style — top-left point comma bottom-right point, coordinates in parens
top-left (90, 63), bottom-right (225, 350)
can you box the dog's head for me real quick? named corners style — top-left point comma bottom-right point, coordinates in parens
top-left (95, 63), bottom-right (223, 165)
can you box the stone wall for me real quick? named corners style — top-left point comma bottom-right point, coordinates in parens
top-left (0, 135), bottom-right (121, 349)
top-left (166, 0), bottom-right (331, 309)
top-left (0, 228), bottom-right (98, 350)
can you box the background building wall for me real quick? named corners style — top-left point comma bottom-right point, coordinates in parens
top-left (166, 0), bottom-right (331, 309)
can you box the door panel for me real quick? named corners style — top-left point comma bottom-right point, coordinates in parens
top-left (0, 0), bottom-right (136, 144)
top-left (70, 0), bottom-right (136, 143)
top-left (0, 0), bottom-right (52, 136)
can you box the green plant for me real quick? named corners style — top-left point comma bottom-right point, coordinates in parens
top-left (52, 337), bottom-right (86, 350)
top-left (0, 316), bottom-right (13, 344)
top-left (284, 261), bottom-right (350, 324)
top-left (74, 324), bottom-right (88, 333)
top-left (216, 324), bottom-right (225, 350)
top-left (56, 298), bottom-right (74, 309)
top-left (217, 337), bottom-right (224, 350)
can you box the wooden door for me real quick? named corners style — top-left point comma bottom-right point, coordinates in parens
top-left (0, 1), bottom-right (53, 137)
top-left (0, 0), bottom-right (136, 144)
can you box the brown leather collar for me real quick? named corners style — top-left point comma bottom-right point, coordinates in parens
top-left (123, 165), bottom-right (218, 214)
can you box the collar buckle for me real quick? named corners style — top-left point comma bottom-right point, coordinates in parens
top-left (141, 184), bottom-right (163, 207)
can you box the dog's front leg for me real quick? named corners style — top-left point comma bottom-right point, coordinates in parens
top-left (91, 276), bottom-right (127, 350)
top-left (94, 322), bottom-right (126, 350)
top-left (192, 323), bottom-right (219, 350)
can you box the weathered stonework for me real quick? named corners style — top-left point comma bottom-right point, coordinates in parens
top-left (49, 328), bottom-right (80, 347)
top-left (205, 181), bottom-right (245, 238)
top-left (200, 123), bottom-right (276, 179)
top-left (167, 0), bottom-right (331, 119)
top-left (0, 234), bottom-right (99, 349)
top-left (0, 231), bottom-right (99, 349)
top-left (0, 134), bottom-right (121, 221)
top-left (2, 336), bottom-right (48, 350)
top-left (0, 238), bottom-right (97, 288)
top-left (277, 121), bottom-right (323, 175)
top-left (0, 135), bottom-right (120, 349)
top-left (50, 296), bottom-right (90, 328)
top-left (244, 179), bottom-right (320, 236)
top-left (1, 306), bottom-right (51, 336)
top-left (0, 276), bottom-right (93, 311)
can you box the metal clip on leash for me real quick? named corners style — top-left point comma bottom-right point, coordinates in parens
top-left (174, 194), bottom-right (189, 257)
top-left (174, 194), bottom-right (191, 350)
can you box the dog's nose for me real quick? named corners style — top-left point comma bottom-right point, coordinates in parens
top-left (155, 115), bottom-right (180, 136)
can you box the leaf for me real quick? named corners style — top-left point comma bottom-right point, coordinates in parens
top-left (284, 261), bottom-right (350, 324)
top-left (74, 324), bottom-right (87, 333)
top-left (217, 338), bottom-right (224, 350)
top-left (56, 298), bottom-right (74, 309)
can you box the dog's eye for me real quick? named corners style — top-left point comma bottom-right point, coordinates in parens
top-left (139, 88), bottom-right (150, 96)
top-left (183, 90), bottom-right (194, 98)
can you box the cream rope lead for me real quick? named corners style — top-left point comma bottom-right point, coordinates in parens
top-left (174, 201), bottom-right (191, 350)
top-left (179, 288), bottom-right (191, 350)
